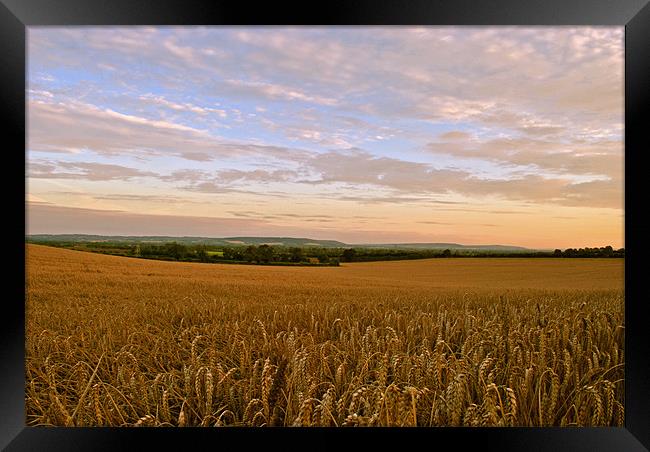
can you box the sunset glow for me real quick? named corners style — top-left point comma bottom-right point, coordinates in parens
top-left (26, 27), bottom-right (624, 248)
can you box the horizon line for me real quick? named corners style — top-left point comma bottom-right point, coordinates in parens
top-left (26, 233), bottom-right (625, 250)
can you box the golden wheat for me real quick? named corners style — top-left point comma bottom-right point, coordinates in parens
top-left (25, 244), bottom-right (624, 427)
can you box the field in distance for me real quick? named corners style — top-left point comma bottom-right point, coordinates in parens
top-left (26, 244), bottom-right (624, 427)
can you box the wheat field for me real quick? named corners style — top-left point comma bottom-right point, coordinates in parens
top-left (25, 244), bottom-right (624, 427)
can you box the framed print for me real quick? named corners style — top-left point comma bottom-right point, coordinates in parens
top-left (2, 0), bottom-right (649, 450)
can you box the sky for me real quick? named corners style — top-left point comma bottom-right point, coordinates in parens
top-left (26, 27), bottom-right (624, 248)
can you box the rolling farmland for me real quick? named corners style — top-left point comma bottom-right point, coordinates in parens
top-left (26, 244), bottom-right (624, 427)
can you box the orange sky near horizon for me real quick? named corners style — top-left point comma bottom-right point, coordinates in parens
top-left (26, 27), bottom-right (624, 249)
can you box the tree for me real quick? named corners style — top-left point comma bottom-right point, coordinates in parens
top-left (314, 248), bottom-right (330, 264)
top-left (164, 242), bottom-right (186, 260)
top-left (195, 245), bottom-right (209, 262)
top-left (223, 247), bottom-right (243, 260)
top-left (290, 247), bottom-right (303, 263)
top-left (139, 244), bottom-right (155, 257)
top-left (257, 244), bottom-right (274, 263)
top-left (223, 247), bottom-right (234, 260)
top-left (553, 249), bottom-right (563, 257)
top-left (342, 248), bottom-right (356, 262)
top-left (243, 245), bottom-right (258, 262)
top-left (442, 249), bottom-right (452, 258)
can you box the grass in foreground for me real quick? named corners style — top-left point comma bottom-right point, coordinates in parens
top-left (26, 244), bottom-right (624, 426)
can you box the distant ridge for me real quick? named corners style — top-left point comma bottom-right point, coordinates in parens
top-left (357, 242), bottom-right (530, 251)
top-left (26, 234), bottom-right (532, 251)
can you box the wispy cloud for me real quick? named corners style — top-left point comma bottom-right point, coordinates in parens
top-left (221, 79), bottom-right (338, 106)
top-left (28, 160), bottom-right (157, 181)
top-left (90, 193), bottom-right (204, 204)
top-left (28, 100), bottom-right (218, 161)
top-left (138, 93), bottom-right (227, 117)
top-left (26, 27), bottom-right (624, 247)
top-left (427, 133), bottom-right (622, 179)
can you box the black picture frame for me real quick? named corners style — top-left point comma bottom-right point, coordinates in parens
top-left (3, 0), bottom-right (649, 450)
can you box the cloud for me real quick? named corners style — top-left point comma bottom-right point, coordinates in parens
top-left (29, 27), bottom-right (623, 150)
top-left (302, 149), bottom-right (622, 209)
top-left (336, 195), bottom-right (448, 205)
top-left (90, 194), bottom-right (203, 204)
top-left (26, 27), bottom-right (624, 245)
top-left (439, 131), bottom-right (472, 140)
top-left (29, 27), bottom-right (623, 131)
top-left (225, 211), bottom-right (370, 224)
top-left (144, 146), bottom-right (624, 209)
top-left (157, 168), bottom-right (302, 196)
top-left (28, 98), bottom-right (315, 165)
top-left (215, 169), bottom-right (300, 184)
top-left (28, 160), bottom-right (157, 181)
top-left (28, 100), bottom-right (219, 161)
top-left (26, 193), bottom-right (51, 204)
top-left (25, 202), bottom-right (435, 243)
top-left (26, 202), bottom-right (275, 236)
top-left (225, 27), bottom-right (621, 137)
top-left (159, 169), bottom-right (211, 183)
top-left (427, 133), bottom-right (623, 178)
top-left (487, 210), bottom-right (530, 215)
top-left (138, 93), bottom-right (227, 117)
top-left (303, 149), bottom-right (463, 190)
top-left (221, 79), bottom-right (338, 106)
top-left (561, 178), bottom-right (624, 209)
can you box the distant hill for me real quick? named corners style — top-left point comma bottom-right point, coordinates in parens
top-left (26, 234), bottom-right (534, 251)
top-left (26, 234), bottom-right (349, 248)
top-left (357, 243), bottom-right (530, 251)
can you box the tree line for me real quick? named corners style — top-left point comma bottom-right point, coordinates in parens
top-left (551, 246), bottom-right (624, 258)
top-left (135, 243), bottom-right (341, 266)
top-left (28, 240), bottom-right (624, 264)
